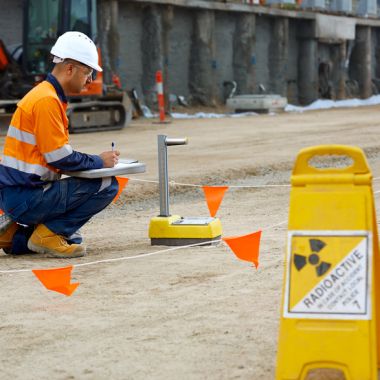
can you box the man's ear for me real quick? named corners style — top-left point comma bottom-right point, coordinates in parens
top-left (65, 62), bottom-right (75, 76)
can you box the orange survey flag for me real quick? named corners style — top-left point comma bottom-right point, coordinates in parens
top-left (113, 177), bottom-right (129, 202)
top-left (32, 266), bottom-right (79, 296)
top-left (202, 186), bottom-right (228, 217)
top-left (223, 230), bottom-right (262, 268)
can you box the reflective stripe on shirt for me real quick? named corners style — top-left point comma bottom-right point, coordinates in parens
top-left (44, 144), bottom-right (73, 163)
top-left (7, 125), bottom-right (36, 145)
top-left (2, 155), bottom-right (60, 181)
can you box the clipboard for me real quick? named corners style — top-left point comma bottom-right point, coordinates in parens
top-left (62, 158), bottom-right (146, 178)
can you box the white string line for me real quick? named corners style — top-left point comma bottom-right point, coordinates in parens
top-left (0, 247), bottom-right (205, 275)
top-left (130, 177), bottom-right (380, 189)
top-left (128, 178), bottom-right (158, 184)
top-left (0, 267), bottom-right (31, 274)
top-left (2, 190), bottom-right (380, 275)
top-left (0, 219), bottom-right (288, 275)
top-left (0, 241), bottom-right (221, 274)
top-left (0, 186), bottom-right (379, 275)
top-left (74, 240), bottom-right (221, 269)
top-left (262, 220), bottom-right (287, 231)
top-left (128, 178), bottom-right (291, 188)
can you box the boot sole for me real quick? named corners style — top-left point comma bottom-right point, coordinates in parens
top-left (27, 240), bottom-right (87, 258)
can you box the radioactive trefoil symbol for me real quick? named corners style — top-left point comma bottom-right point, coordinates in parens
top-left (293, 239), bottom-right (331, 277)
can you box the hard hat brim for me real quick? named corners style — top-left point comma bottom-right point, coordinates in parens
top-left (52, 53), bottom-right (103, 72)
top-left (51, 31), bottom-right (103, 72)
top-left (87, 62), bottom-right (103, 72)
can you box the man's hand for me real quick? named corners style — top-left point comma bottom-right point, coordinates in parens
top-left (99, 150), bottom-right (120, 168)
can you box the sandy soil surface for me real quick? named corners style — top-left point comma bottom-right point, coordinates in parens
top-left (1, 106), bottom-right (380, 380)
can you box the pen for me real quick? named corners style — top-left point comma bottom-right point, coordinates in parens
top-left (111, 142), bottom-right (115, 151)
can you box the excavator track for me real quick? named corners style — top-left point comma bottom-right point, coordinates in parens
top-left (67, 92), bottom-right (133, 133)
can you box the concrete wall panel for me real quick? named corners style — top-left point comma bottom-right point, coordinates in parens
top-left (215, 11), bottom-right (235, 101)
top-left (318, 43), bottom-right (335, 98)
top-left (167, 8), bottom-right (192, 98)
top-left (371, 29), bottom-right (377, 79)
top-left (375, 29), bottom-right (380, 82)
top-left (119, 4), bottom-right (144, 99)
top-left (255, 16), bottom-right (271, 93)
top-left (287, 20), bottom-right (299, 104)
top-left (269, 18), bottom-right (289, 96)
top-left (233, 13), bottom-right (256, 95)
top-left (0, 0), bottom-right (23, 47)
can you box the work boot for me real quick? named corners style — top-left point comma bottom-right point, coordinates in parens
top-left (27, 224), bottom-right (86, 258)
top-left (0, 217), bottom-right (18, 250)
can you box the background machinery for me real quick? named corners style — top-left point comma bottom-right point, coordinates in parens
top-left (0, 0), bottom-right (132, 133)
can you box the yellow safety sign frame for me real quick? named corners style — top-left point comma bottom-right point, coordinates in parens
top-left (276, 145), bottom-right (380, 380)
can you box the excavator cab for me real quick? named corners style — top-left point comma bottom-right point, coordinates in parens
top-left (24, 0), bottom-right (95, 83)
top-left (20, 0), bottom-right (131, 132)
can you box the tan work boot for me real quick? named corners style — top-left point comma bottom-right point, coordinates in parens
top-left (0, 219), bottom-right (18, 250)
top-left (27, 224), bottom-right (86, 258)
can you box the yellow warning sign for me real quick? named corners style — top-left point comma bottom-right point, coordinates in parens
top-left (276, 145), bottom-right (380, 380)
top-left (284, 232), bottom-right (371, 319)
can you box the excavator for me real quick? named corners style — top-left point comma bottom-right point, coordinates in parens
top-left (0, 0), bottom-right (133, 133)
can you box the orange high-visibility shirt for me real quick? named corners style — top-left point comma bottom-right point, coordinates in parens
top-left (0, 77), bottom-right (102, 188)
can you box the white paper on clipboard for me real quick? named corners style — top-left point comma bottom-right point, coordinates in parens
top-left (62, 159), bottom-right (146, 179)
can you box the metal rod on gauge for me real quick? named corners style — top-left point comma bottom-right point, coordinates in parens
top-left (157, 135), bottom-right (188, 217)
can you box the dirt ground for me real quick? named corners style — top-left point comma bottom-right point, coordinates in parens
top-left (1, 106), bottom-right (380, 380)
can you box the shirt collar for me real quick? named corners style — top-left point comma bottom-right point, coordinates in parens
top-left (46, 73), bottom-right (67, 103)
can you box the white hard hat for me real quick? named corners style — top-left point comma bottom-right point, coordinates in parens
top-left (51, 31), bottom-right (102, 72)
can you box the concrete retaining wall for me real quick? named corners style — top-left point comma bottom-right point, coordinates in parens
top-left (1, 0), bottom-right (380, 106)
top-left (168, 8), bottom-right (192, 98)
